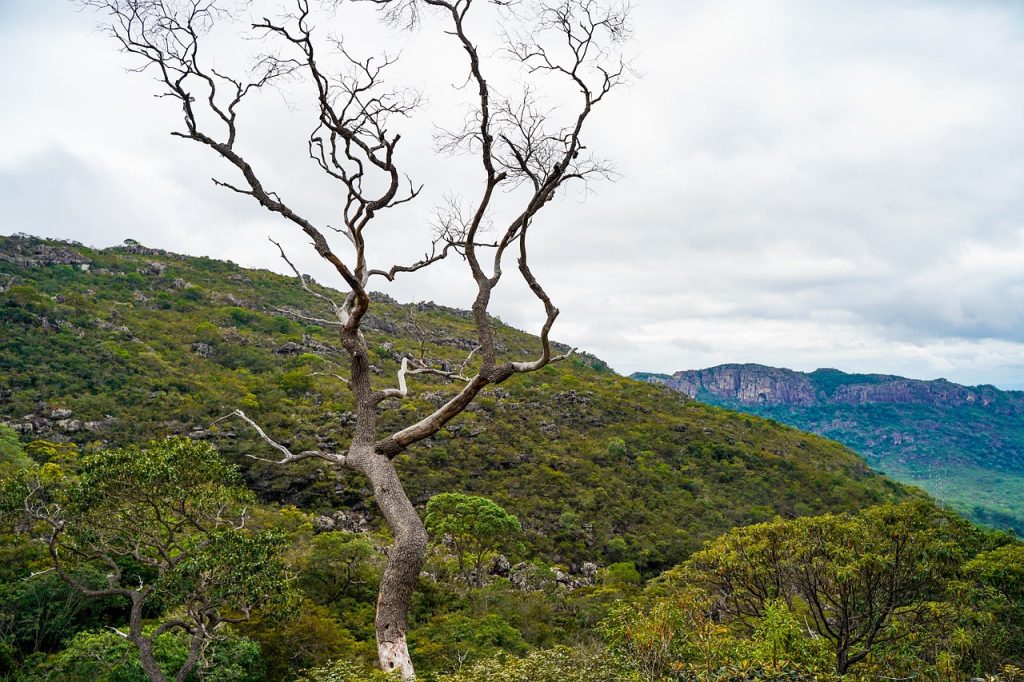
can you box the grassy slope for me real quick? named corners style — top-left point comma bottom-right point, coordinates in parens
top-left (0, 235), bottom-right (910, 572)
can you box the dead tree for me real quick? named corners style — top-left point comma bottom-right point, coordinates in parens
top-left (78, 0), bottom-right (631, 676)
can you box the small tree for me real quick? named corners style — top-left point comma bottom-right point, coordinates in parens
top-left (295, 531), bottom-right (382, 604)
top-left (77, 0), bottom-right (632, 676)
top-left (425, 493), bottom-right (521, 588)
top-left (685, 501), bottom-right (967, 675)
top-left (0, 438), bottom-right (293, 682)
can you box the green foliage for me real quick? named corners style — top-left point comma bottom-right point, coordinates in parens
top-left (0, 568), bottom-right (124, 663)
top-left (426, 494), bottom-right (522, 587)
top-left (194, 321), bottom-right (219, 343)
top-left (663, 500), bottom-right (1022, 678)
top-left (293, 658), bottom-right (400, 682)
top-left (434, 645), bottom-right (628, 682)
top-left (603, 598), bottom-right (687, 681)
top-left (24, 440), bottom-right (78, 467)
top-left (0, 438), bottom-right (293, 680)
top-left (747, 600), bottom-right (830, 671)
top-left (162, 530), bottom-right (295, 618)
top-left (0, 235), bottom-right (910, 576)
top-left (599, 561), bottom-right (642, 585)
top-left (243, 600), bottom-right (370, 680)
top-left (0, 425), bottom-right (31, 476)
top-left (19, 628), bottom-right (264, 682)
top-left (8, 236), bottom-right (1011, 680)
top-left (293, 531), bottom-right (382, 605)
top-left (411, 612), bottom-right (528, 674)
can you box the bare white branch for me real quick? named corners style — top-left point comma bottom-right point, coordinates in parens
top-left (212, 410), bottom-right (347, 465)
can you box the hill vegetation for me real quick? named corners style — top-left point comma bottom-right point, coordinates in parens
top-left (0, 235), bottom-right (908, 570)
top-left (1, 235), bottom-right (1021, 680)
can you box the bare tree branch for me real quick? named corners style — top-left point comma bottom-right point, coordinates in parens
top-left (212, 410), bottom-right (347, 465)
top-left (80, 1), bottom-right (631, 677)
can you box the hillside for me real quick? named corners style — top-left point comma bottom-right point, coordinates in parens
top-left (0, 235), bottom-right (910, 573)
top-left (635, 363), bottom-right (1024, 531)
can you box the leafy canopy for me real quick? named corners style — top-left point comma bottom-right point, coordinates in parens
top-left (425, 493), bottom-right (522, 587)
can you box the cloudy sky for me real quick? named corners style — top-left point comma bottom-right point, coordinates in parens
top-left (2, 0), bottom-right (1023, 389)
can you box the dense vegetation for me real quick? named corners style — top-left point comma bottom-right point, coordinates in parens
top-left (0, 235), bottom-right (906, 571)
top-left (1, 235), bottom-right (1021, 680)
top-left (2, 432), bottom-right (1021, 680)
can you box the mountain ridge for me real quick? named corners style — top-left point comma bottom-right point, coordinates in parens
top-left (634, 363), bottom-right (1024, 530)
top-left (634, 363), bottom-right (1022, 408)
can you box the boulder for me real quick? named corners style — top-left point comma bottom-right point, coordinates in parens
top-left (191, 342), bottom-right (214, 358)
top-left (489, 554), bottom-right (511, 577)
top-left (57, 419), bottom-right (83, 433)
top-left (139, 261), bottom-right (166, 276)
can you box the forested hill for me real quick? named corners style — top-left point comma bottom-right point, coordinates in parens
top-left (635, 363), bottom-right (1024, 531)
top-left (0, 234), bottom-right (908, 573)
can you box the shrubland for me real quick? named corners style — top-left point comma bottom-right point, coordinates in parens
top-left (0, 236), bottom-right (1021, 679)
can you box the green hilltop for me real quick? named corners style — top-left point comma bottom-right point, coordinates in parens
top-left (0, 234), bottom-right (908, 573)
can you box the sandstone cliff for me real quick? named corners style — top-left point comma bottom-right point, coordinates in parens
top-left (635, 364), bottom-right (1019, 410)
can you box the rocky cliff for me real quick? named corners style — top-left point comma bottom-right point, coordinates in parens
top-left (635, 364), bottom-right (1019, 410)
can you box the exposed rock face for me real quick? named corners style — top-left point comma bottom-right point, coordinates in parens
top-left (647, 364), bottom-right (817, 406)
top-left (0, 241), bottom-right (92, 268)
top-left (489, 554), bottom-right (511, 577)
top-left (634, 363), bottom-right (1024, 531)
top-left (638, 363), bottom-right (1020, 409)
top-left (191, 342), bottom-right (214, 358)
top-left (139, 261), bottom-right (167, 276)
top-left (829, 378), bottom-right (1000, 407)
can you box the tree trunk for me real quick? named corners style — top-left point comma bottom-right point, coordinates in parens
top-left (363, 452), bottom-right (428, 680)
top-left (174, 631), bottom-right (205, 682)
top-left (837, 647), bottom-right (849, 675)
top-left (129, 594), bottom-right (168, 682)
top-left (135, 637), bottom-right (167, 682)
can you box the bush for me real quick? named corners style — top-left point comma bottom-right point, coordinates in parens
top-left (435, 646), bottom-right (628, 682)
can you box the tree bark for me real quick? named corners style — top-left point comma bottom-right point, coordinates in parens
top-left (128, 593), bottom-right (168, 682)
top-left (360, 451), bottom-right (428, 679)
top-left (135, 636), bottom-right (167, 682)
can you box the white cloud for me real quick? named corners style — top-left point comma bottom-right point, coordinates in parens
top-left (2, 0), bottom-right (1023, 388)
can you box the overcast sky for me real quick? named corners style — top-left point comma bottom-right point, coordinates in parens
top-left (2, 0), bottom-right (1023, 389)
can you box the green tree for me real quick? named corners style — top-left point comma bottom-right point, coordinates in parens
top-left (22, 628), bottom-right (264, 682)
top-left (294, 531), bottom-right (382, 605)
top-left (602, 598), bottom-right (683, 682)
top-left (0, 438), bottom-right (294, 682)
top-left (425, 494), bottom-right (522, 588)
top-left (0, 424), bottom-right (31, 476)
top-left (435, 645), bottom-right (626, 682)
top-left (685, 501), bottom-right (970, 674)
top-left (961, 542), bottom-right (1024, 669)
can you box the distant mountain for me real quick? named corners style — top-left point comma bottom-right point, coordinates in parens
top-left (634, 364), bottom-right (1024, 531)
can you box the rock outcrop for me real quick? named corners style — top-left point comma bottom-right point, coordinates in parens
top-left (637, 364), bottom-right (1020, 410)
